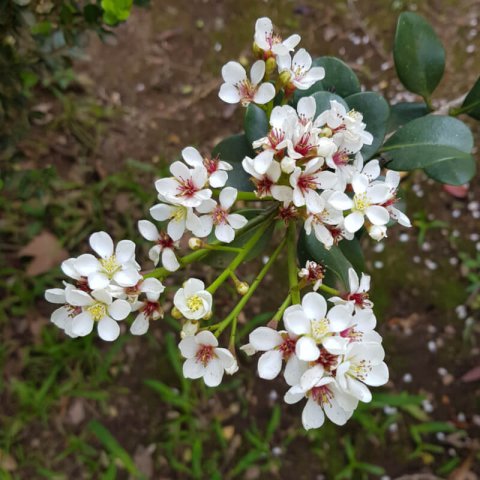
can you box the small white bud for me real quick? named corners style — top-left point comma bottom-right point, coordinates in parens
top-left (236, 281), bottom-right (249, 296)
top-left (181, 320), bottom-right (199, 338)
top-left (188, 237), bottom-right (203, 250)
top-left (369, 225), bottom-right (388, 241)
top-left (280, 157), bottom-right (295, 174)
top-left (317, 137), bottom-right (337, 157)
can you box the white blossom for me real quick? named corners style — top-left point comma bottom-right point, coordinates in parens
top-left (130, 278), bottom-right (165, 335)
top-left (277, 49), bottom-right (325, 90)
top-left (182, 146), bottom-right (232, 188)
top-left (179, 331), bottom-right (236, 387)
top-left (254, 17), bottom-right (300, 57)
top-left (329, 268), bottom-right (373, 311)
top-left (174, 278), bottom-right (213, 320)
top-left (44, 284), bottom-right (80, 338)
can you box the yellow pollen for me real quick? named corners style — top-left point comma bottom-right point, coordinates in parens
top-left (311, 318), bottom-right (330, 342)
top-left (353, 193), bottom-right (370, 212)
top-left (100, 255), bottom-right (121, 277)
top-left (186, 295), bottom-right (203, 312)
top-left (87, 302), bottom-right (107, 321)
top-left (172, 206), bottom-right (187, 222)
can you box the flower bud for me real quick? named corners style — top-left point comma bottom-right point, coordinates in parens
top-left (181, 320), bottom-right (199, 338)
top-left (320, 127), bottom-right (333, 138)
top-left (202, 310), bottom-right (213, 321)
top-left (265, 57), bottom-right (277, 77)
top-left (317, 137), bottom-right (337, 157)
top-left (188, 237), bottom-right (203, 250)
top-left (252, 41), bottom-right (263, 58)
top-left (225, 359), bottom-right (239, 375)
top-left (236, 281), bottom-right (249, 296)
top-left (280, 156), bottom-right (295, 174)
top-left (369, 225), bottom-right (387, 241)
top-left (171, 306), bottom-right (183, 319)
top-left (278, 70), bottom-right (292, 88)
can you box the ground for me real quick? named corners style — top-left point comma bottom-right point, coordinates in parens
top-left (1, 0), bottom-right (480, 479)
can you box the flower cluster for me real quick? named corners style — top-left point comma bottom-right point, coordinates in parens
top-left (44, 17), bottom-right (413, 431)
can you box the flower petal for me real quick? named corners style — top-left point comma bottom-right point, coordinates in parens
top-left (97, 316), bottom-right (120, 341)
top-left (71, 311), bottom-right (94, 337)
top-left (89, 231), bottom-right (114, 259)
top-left (249, 327), bottom-right (283, 351)
top-left (258, 350), bottom-right (283, 379)
top-left (109, 299), bottom-right (131, 320)
top-left (302, 398), bottom-right (325, 430)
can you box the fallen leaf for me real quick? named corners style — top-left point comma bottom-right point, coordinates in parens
top-left (461, 365), bottom-right (480, 383)
top-left (0, 449), bottom-right (17, 472)
top-left (18, 231), bottom-right (69, 276)
top-left (443, 184), bottom-right (469, 199)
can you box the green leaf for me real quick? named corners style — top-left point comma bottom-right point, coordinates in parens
top-left (459, 76), bottom-right (480, 120)
top-left (381, 115), bottom-right (476, 185)
top-left (212, 134), bottom-right (254, 192)
top-left (101, 0), bottom-right (133, 25)
top-left (244, 104), bottom-right (268, 145)
top-left (393, 12), bottom-right (445, 100)
top-left (294, 56), bottom-right (360, 102)
top-left (311, 92), bottom-right (348, 119)
top-left (387, 102), bottom-right (429, 133)
top-left (297, 229), bottom-right (353, 288)
top-left (144, 380), bottom-right (191, 410)
top-left (338, 237), bottom-right (365, 273)
top-left (346, 92), bottom-right (389, 160)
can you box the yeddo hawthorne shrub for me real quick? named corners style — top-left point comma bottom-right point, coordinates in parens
top-left (45, 15), bottom-right (478, 430)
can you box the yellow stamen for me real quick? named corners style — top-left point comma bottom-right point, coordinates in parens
top-left (100, 255), bottom-right (121, 277)
top-left (87, 302), bottom-right (107, 321)
top-left (186, 295), bottom-right (203, 312)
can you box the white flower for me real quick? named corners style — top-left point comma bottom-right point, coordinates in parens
top-left (368, 224), bottom-right (387, 241)
top-left (284, 366), bottom-right (358, 429)
top-left (181, 320), bottom-right (199, 339)
top-left (73, 232), bottom-right (141, 290)
top-left (194, 187), bottom-right (248, 243)
top-left (329, 268), bottom-right (373, 311)
top-left (328, 173), bottom-right (391, 233)
top-left (290, 158), bottom-right (338, 212)
top-left (130, 278), bottom-right (165, 336)
top-left (254, 17), bottom-right (301, 57)
top-left (219, 60), bottom-right (275, 106)
top-left (277, 49), bottom-right (325, 90)
top-left (174, 278), bottom-right (213, 320)
top-left (138, 220), bottom-right (180, 272)
top-left (248, 326), bottom-right (306, 386)
top-left (325, 151), bottom-right (363, 192)
top-left (242, 157), bottom-right (293, 202)
top-left (336, 342), bottom-right (389, 402)
top-left (298, 260), bottom-right (325, 291)
top-left (182, 146), bottom-right (232, 188)
top-left (149, 199), bottom-right (200, 242)
top-left (45, 284), bottom-right (80, 338)
top-left (304, 191), bottom-right (344, 249)
top-left (65, 288), bottom-right (131, 341)
top-left (179, 331), bottom-right (236, 387)
top-left (283, 293), bottom-right (353, 361)
top-left (382, 170), bottom-right (412, 227)
top-left (155, 161), bottom-right (211, 208)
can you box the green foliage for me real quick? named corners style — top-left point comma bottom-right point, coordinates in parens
top-left (244, 103), bottom-right (269, 145)
top-left (311, 91), bottom-right (348, 116)
top-left (457, 75), bottom-right (480, 120)
top-left (212, 134), bottom-right (255, 192)
top-left (345, 92), bottom-right (389, 160)
top-left (101, 0), bottom-right (134, 25)
top-left (381, 115), bottom-right (476, 185)
top-left (394, 12), bottom-right (445, 103)
top-left (387, 102), bottom-right (429, 133)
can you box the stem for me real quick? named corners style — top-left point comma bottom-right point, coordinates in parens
top-left (318, 283), bottom-right (341, 296)
top-left (228, 316), bottom-right (238, 350)
top-left (211, 236), bottom-right (287, 336)
top-left (144, 206), bottom-right (277, 279)
top-left (203, 244), bottom-right (243, 253)
top-left (287, 222), bottom-right (300, 304)
top-left (206, 212), bottom-right (275, 294)
top-left (211, 190), bottom-right (274, 202)
top-left (268, 294), bottom-right (292, 328)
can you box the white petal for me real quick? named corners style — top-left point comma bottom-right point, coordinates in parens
top-left (149, 204), bottom-right (173, 223)
top-left (115, 240), bottom-right (135, 263)
top-left (71, 311), bottom-right (94, 337)
top-left (368, 184), bottom-right (390, 203)
top-left (327, 305), bottom-right (352, 332)
top-left (178, 336), bottom-right (198, 358)
top-left (91, 288), bottom-right (112, 304)
top-left (348, 268), bottom-right (360, 292)
top-left (227, 213), bottom-right (248, 230)
top-left (215, 224), bottom-right (235, 243)
top-left (45, 288), bottom-right (66, 304)
top-left (66, 289), bottom-right (93, 307)
top-left (195, 330), bottom-right (218, 347)
top-left (219, 186), bottom-right (237, 209)
top-left (302, 398), bottom-right (325, 430)
top-left (284, 355), bottom-right (308, 386)
top-left (209, 170), bottom-right (228, 188)
top-left (89, 231), bottom-right (114, 259)
top-left (109, 299), bottom-right (131, 320)
top-left (302, 292), bottom-right (327, 320)
top-left (295, 336), bottom-right (320, 362)
top-left (258, 350), bottom-right (283, 379)
top-left (162, 248), bottom-right (180, 272)
top-left (253, 150), bottom-right (274, 175)
top-left (204, 358), bottom-right (224, 387)
top-left (249, 327), bottom-right (283, 350)
top-left (113, 268), bottom-right (141, 288)
top-left (253, 83), bottom-right (275, 104)
top-left (323, 398), bottom-right (351, 425)
top-left (130, 313), bottom-right (149, 335)
top-left (328, 192), bottom-right (353, 211)
top-left (182, 146), bottom-right (203, 167)
top-left (216, 348), bottom-right (236, 369)
top-left (300, 365), bottom-right (324, 391)
top-left (364, 362), bottom-right (389, 386)
top-left (366, 206), bottom-right (390, 226)
top-left (183, 358), bottom-right (205, 379)
top-left (221, 61), bottom-right (246, 84)
top-left (74, 254), bottom-right (100, 276)
top-left (352, 175), bottom-right (369, 194)
top-left (344, 211), bottom-right (364, 233)
top-left (284, 385), bottom-right (305, 405)
top-left (97, 316), bottom-right (120, 341)
top-left (219, 83), bottom-right (241, 104)
top-left (167, 218), bottom-right (186, 241)
top-left (250, 60), bottom-right (265, 85)
top-left (284, 310), bottom-right (311, 336)
top-left (88, 272), bottom-right (110, 290)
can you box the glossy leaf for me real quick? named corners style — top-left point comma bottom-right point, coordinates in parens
top-left (393, 12), bottom-right (445, 100)
top-left (387, 102), bottom-right (429, 133)
top-left (459, 76), bottom-right (480, 120)
top-left (244, 104), bottom-right (269, 145)
top-left (212, 134), bottom-right (254, 192)
top-left (346, 92), bottom-right (389, 160)
top-left (294, 56), bottom-right (360, 102)
top-left (381, 115), bottom-right (475, 185)
top-left (297, 230), bottom-right (353, 289)
top-left (339, 237), bottom-right (365, 274)
top-left (312, 91), bottom-right (348, 120)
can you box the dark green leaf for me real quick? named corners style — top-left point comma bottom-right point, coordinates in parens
top-left (244, 104), bottom-right (268, 145)
top-left (381, 115), bottom-right (475, 185)
top-left (459, 75), bottom-right (480, 120)
top-left (212, 134), bottom-right (254, 192)
top-left (387, 102), bottom-right (430, 133)
top-left (297, 229), bottom-right (353, 288)
top-left (311, 92), bottom-right (348, 120)
top-left (338, 237), bottom-right (365, 274)
top-left (394, 12), bottom-right (445, 100)
top-left (346, 92), bottom-right (389, 160)
top-left (294, 56), bottom-right (360, 102)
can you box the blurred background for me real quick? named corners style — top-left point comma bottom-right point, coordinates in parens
top-left (1, 0), bottom-right (480, 478)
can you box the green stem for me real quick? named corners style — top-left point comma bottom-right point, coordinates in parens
top-left (203, 244), bottom-right (243, 253)
top-left (210, 235), bottom-right (287, 336)
top-left (211, 190), bottom-right (274, 202)
top-left (270, 294), bottom-right (292, 325)
top-left (449, 99), bottom-right (480, 116)
top-left (287, 222), bottom-right (300, 304)
top-left (207, 215), bottom-right (275, 294)
top-left (318, 283), bottom-right (340, 296)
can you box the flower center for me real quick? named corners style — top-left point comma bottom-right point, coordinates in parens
top-left (186, 295), bottom-right (203, 312)
top-left (294, 133), bottom-right (314, 156)
top-left (142, 301), bottom-right (160, 318)
top-left (350, 359), bottom-right (372, 381)
top-left (311, 318), bottom-right (330, 342)
top-left (196, 344), bottom-right (215, 366)
top-left (100, 255), bottom-right (121, 277)
top-left (310, 385), bottom-right (333, 406)
top-left (315, 347), bottom-right (339, 373)
top-left (332, 151), bottom-right (350, 166)
top-left (67, 304), bottom-right (82, 317)
top-left (203, 157), bottom-right (219, 174)
top-left (353, 193), bottom-right (370, 212)
top-left (277, 335), bottom-right (296, 360)
top-left (158, 232), bottom-right (174, 249)
top-left (177, 178), bottom-right (198, 198)
top-left (297, 173), bottom-right (318, 193)
top-left (236, 80), bottom-right (257, 106)
top-left (212, 206), bottom-right (228, 225)
top-left (172, 205), bottom-right (187, 221)
top-left (87, 301), bottom-right (107, 321)
top-left (268, 128), bottom-right (285, 150)
top-left (347, 292), bottom-right (371, 308)
top-left (254, 176), bottom-right (273, 197)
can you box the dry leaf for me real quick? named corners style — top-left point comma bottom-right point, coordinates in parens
top-left (0, 449), bottom-right (17, 472)
top-left (18, 231), bottom-right (68, 276)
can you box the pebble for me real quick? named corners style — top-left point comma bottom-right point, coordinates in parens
top-left (427, 340), bottom-right (437, 353)
top-left (373, 242), bottom-right (385, 253)
top-left (422, 242), bottom-right (432, 252)
top-left (466, 44), bottom-right (476, 53)
top-left (269, 390), bottom-right (278, 402)
top-left (436, 432), bottom-right (446, 441)
top-left (422, 400), bottom-right (434, 413)
top-left (456, 305), bottom-right (467, 320)
top-left (451, 209), bottom-right (461, 218)
top-left (384, 406), bottom-right (398, 415)
top-left (449, 257), bottom-right (459, 266)
top-left (374, 260), bottom-right (384, 269)
top-left (413, 255), bottom-right (421, 264)
top-left (214, 42), bottom-right (222, 52)
top-left (425, 259), bottom-right (438, 270)
top-left (402, 373), bottom-right (413, 383)
top-left (438, 367), bottom-right (448, 377)
top-left (272, 446), bottom-right (282, 456)
top-left (399, 233), bottom-right (409, 242)
top-left (470, 233), bottom-right (480, 241)
top-left (457, 412), bottom-right (466, 422)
